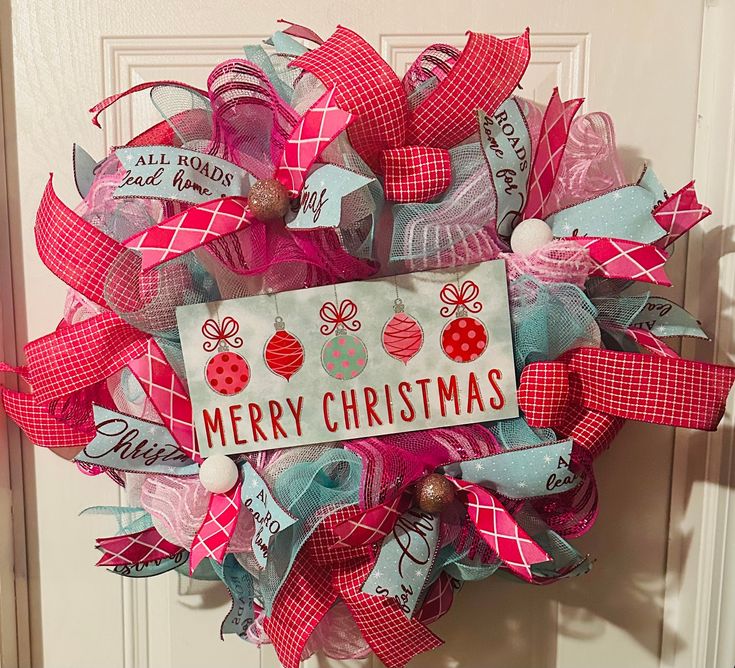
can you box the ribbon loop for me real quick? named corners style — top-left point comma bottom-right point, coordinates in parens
top-left (519, 347), bottom-right (735, 433)
top-left (380, 146), bottom-right (451, 203)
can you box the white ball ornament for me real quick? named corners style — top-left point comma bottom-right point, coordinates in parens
top-left (510, 217), bottom-right (554, 255)
top-left (198, 454), bottom-right (239, 493)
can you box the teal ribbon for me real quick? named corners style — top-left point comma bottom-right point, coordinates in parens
top-left (546, 167), bottom-right (668, 242)
top-left (265, 31), bottom-right (309, 56)
top-left (243, 43), bottom-right (295, 104)
top-left (362, 508), bottom-right (440, 618)
top-left (111, 551), bottom-right (188, 578)
top-left (240, 461), bottom-right (297, 568)
top-left (114, 146), bottom-right (250, 204)
top-left (211, 555), bottom-right (255, 640)
top-left (445, 439), bottom-right (579, 499)
top-left (478, 98), bottom-right (531, 237)
top-left (630, 296), bottom-right (708, 339)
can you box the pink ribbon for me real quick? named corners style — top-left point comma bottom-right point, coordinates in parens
top-left (96, 526), bottom-right (183, 566)
top-left (523, 88), bottom-right (584, 221)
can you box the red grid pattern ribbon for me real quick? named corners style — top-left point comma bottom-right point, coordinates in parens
top-left (266, 506), bottom-right (442, 668)
top-left (380, 146), bottom-right (451, 203)
top-left (519, 347), bottom-right (735, 432)
top-left (36, 177), bottom-right (126, 308)
top-left (25, 311), bottom-right (149, 404)
top-left (292, 27), bottom-right (530, 202)
top-left (95, 526), bottom-right (183, 566)
top-left (523, 88), bottom-right (583, 220)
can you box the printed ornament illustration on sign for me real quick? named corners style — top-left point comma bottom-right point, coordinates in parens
top-left (4, 19), bottom-right (735, 668)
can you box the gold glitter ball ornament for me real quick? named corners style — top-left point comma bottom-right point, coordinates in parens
top-left (414, 473), bottom-right (456, 513)
top-left (247, 178), bottom-right (290, 221)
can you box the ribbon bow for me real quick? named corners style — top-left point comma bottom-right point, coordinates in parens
top-left (291, 26), bottom-right (531, 203)
top-left (117, 81), bottom-right (354, 271)
top-left (517, 347), bottom-right (735, 457)
top-left (201, 316), bottom-right (243, 352)
top-left (319, 298), bottom-right (361, 334)
top-left (439, 280), bottom-right (483, 317)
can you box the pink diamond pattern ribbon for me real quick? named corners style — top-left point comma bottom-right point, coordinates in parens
top-left (566, 236), bottom-right (671, 285)
top-left (190, 481), bottom-right (243, 573)
top-left (653, 180), bottom-right (711, 247)
top-left (622, 327), bottom-right (679, 358)
top-left (451, 478), bottom-right (550, 582)
top-left (524, 88), bottom-right (584, 221)
top-left (124, 197), bottom-right (252, 271)
top-left (275, 87), bottom-right (354, 196)
top-left (331, 491), bottom-right (412, 548)
top-left (126, 339), bottom-right (199, 462)
top-left (95, 526), bottom-right (183, 566)
top-left (415, 572), bottom-right (455, 625)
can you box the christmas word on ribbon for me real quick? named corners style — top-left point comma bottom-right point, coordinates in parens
top-left (362, 508), bottom-right (441, 617)
top-left (286, 164), bottom-right (376, 229)
top-left (240, 461), bottom-right (297, 567)
top-left (75, 405), bottom-right (199, 476)
top-left (114, 147), bottom-right (251, 204)
top-left (177, 260), bottom-right (518, 456)
top-left (110, 550), bottom-right (189, 578)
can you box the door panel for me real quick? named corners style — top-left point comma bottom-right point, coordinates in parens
top-left (5, 2), bottom-right (706, 666)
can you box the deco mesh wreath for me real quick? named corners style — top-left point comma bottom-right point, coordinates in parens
top-left (4, 21), bottom-right (735, 668)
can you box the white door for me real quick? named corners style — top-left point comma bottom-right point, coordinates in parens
top-left (2, 1), bottom-right (734, 667)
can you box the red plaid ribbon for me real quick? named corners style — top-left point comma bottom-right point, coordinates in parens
top-left (35, 177), bottom-right (126, 308)
top-left (519, 347), bottom-right (735, 433)
top-left (95, 526), bottom-right (183, 566)
top-left (25, 311), bottom-right (149, 404)
top-left (292, 27), bottom-right (530, 203)
top-left (266, 506), bottom-right (442, 668)
top-left (524, 88), bottom-right (583, 220)
top-left (331, 491), bottom-right (412, 548)
top-left (0, 387), bottom-right (93, 447)
top-left (380, 146), bottom-right (451, 203)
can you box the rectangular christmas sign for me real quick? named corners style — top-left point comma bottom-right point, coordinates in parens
top-left (177, 260), bottom-right (518, 457)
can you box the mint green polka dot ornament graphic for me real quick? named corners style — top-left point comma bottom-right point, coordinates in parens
top-left (319, 297), bottom-right (368, 380)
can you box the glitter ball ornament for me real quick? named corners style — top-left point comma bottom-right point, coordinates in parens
top-left (439, 280), bottom-right (488, 363)
top-left (247, 178), bottom-right (290, 221)
top-left (414, 473), bottom-right (456, 513)
top-left (382, 298), bottom-right (423, 365)
top-left (319, 297), bottom-right (368, 380)
top-left (202, 316), bottom-right (251, 395)
top-left (264, 316), bottom-right (304, 381)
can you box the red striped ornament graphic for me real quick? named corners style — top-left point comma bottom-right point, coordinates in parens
top-left (264, 317), bottom-right (304, 381)
top-left (382, 298), bottom-right (424, 364)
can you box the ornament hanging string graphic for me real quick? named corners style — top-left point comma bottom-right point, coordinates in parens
top-left (320, 286), bottom-right (368, 379)
top-left (264, 292), bottom-right (305, 381)
top-left (382, 277), bottom-right (424, 365)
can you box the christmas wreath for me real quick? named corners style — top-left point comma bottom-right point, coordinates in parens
top-left (3, 21), bottom-right (734, 668)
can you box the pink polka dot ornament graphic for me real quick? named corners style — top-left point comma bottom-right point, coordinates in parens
top-left (319, 297), bottom-right (368, 380)
top-left (201, 316), bottom-right (251, 395)
top-left (438, 280), bottom-right (488, 363)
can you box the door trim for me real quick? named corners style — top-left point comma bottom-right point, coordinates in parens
top-left (661, 1), bottom-right (735, 666)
